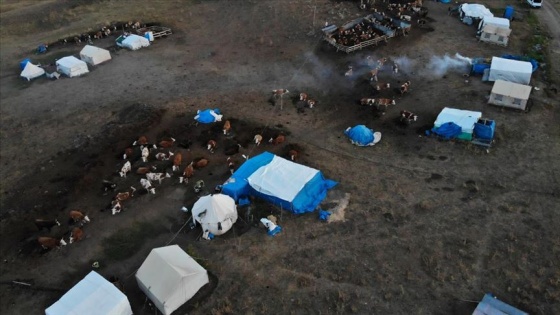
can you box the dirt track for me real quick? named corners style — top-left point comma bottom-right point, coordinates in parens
top-left (1, 1), bottom-right (559, 314)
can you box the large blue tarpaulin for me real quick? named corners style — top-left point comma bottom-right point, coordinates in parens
top-left (473, 294), bottom-right (528, 315)
top-left (222, 152), bottom-right (337, 214)
top-left (194, 108), bottom-right (222, 124)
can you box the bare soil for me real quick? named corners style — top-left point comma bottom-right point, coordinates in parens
top-left (1, 1), bottom-right (559, 314)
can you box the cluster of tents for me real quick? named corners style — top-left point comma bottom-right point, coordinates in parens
top-left (20, 33), bottom-right (152, 81)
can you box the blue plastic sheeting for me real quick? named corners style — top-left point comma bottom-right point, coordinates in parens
top-left (194, 108), bottom-right (222, 123)
top-left (318, 210), bottom-right (331, 221)
top-left (345, 125), bottom-right (374, 146)
top-left (37, 45), bottom-right (47, 54)
top-left (238, 197), bottom-right (251, 206)
top-left (472, 62), bottom-right (491, 75)
top-left (473, 293), bottom-right (528, 315)
top-left (268, 226), bottom-right (282, 236)
top-left (501, 54), bottom-right (538, 72)
top-left (474, 119), bottom-right (496, 140)
top-left (222, 152), bottom-right (337, 214)
top-left (20, 59), bottom-right (31, 70)
top-left (440, 0), bottom-right (451, 3)
top-left (503, 6), bottom-right (514, 20)
top-left (430, 122), bottom-right (462, 139)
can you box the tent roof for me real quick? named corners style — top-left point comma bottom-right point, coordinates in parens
top-left (473, 294), bottom-right (528, 315)
top-left (482, 16), bottom-right (510, 28)
top-left (344, 125), bottom-right (381, 146)
top-left (460, 4), bottom-right (493, 19)
top-left (80, 45), bottom-right (110, 56)
top-left (491, 80), bottom-right (532, 99)
top-left (136, 245), bottom-right (209, 315)
top-left (482, 24), bottom-right (511, 36)
top-left (434, 107), bottom-right (482, 133)
top-left (45, 271), bottom-right (132, 315)
top-left (490, 57), bottom-right (532, 74)
top-left (122, 34), bottom-right (150, 45)
top-left (56, 56), bottom-right (87, 68)
top-left (192, 194), bottom-right (237, 224)
top-left (20, 62), bottom-right (45, 79)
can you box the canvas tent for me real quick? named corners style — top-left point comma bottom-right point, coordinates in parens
top-left (20, 62), bottom-right (45, 81)
top-left (344, 125), bottom-right (382, 146)
top-left (117, 34), bottom-right (150, 50)
top-left (80, 45), bottom-right (111, 66)
top-left (459, 4), bottom-right (493, 25)
top-left (45, 271), bottom-right (133, 315)
top-left (488, 57), bottom-right (532, 85)
top-left (434, 107), bottom-right (482, 141)
top-left (136, 245), bottom-right (209, 315)
top-left (478, 17), bottom-right (511, 46)
top-left (488, 80), bottom-right (532, 111)
top-left (56, 56), bottom-right (89, 77)
top-left (473, 293), bottom-right (528, 315)
top-left (192, 194), bottom-right (238, 235)
top-left (222, 152), bottom-right (337, 214)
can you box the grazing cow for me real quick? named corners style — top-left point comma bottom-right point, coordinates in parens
top-left (254, 134), bottom-right (263, 146)
top-left (377, 57), bottom-right (388, 68)
top-left (207, 140), bottom-right (217, 153)
top-left (119, 161), bottom-right (132, 178)
top-left (224, 143), bottom-right (241, 156)
top-left (110, 200), bottom-right (122, 215)
top-left (226, 157), bottom-right (235, 175)
top-left (180, 162), bottom-right (194, 184)
top-left (34, 219), bottom-right (60, 232)
top-left (369, 68), bottom-right (379, 82)
top-left (38, 237), bottom-right (67, 249)
top-left (123, 147), bottom-right (134, 160)
top-left (114, 187), bottom-right (136, 202)
top-left (69, 227), bottom-right (84, 243)
top-left (400, 110), bottom-right (418, 124)
top-left (141, 146), bottom-right (150, 162)
top-left (172, 152), bottom-right (182, 172)
top-left (400, 80), bottom-right (411, 94)
top-left (344, 66), bottom-right (353, 77)
top-left (136, 166), bottom-right (156, 174)
top-left (133, 136), bottom-right (149, 146)
top-left (140, 178), bottom-right (156, 194)
top-left (375, 82), bottom-right (391, 91)
top-left (299, 92), bottom-right (308, 101)
top-left (146, 172), bottom-right (171, 185)
top-left (223, 120), bottom-right (231, 135)
top-left (155, 151), bottom-right (173, 161)
top-left (194, 158), bottom-right (209, 169)
top-left (307, 99), bottom-right (316, 109)
top-left (269, 134), bottom-right (285, 145)
top-left (375, 98), bottom-right (396, 114)
top-left (289, 150), bottom-right (298, 161)
top-left (159, 137), bottom-right (176, 148)
top-left (360, 98), bottom-right (376, 106)
top-left (272, 89), bottom-right (289, 96)
top-left (69, 210), bottom-right (90, 225)
top-left (102, 180), bottom-right (117, 193)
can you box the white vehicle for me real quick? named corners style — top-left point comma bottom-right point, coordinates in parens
top-left (526, 0), bottom-right (542, 8)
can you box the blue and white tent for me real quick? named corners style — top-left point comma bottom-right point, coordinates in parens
top-left (473, 293), bottom-right (528, 315)
top-left (222, 152), bottom-right (337, 214)
top-left (194, 108), bottom-right (223, 124)
top-left (345, 125), bottom-right (382, 146)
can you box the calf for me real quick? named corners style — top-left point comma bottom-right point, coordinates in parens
top-left (180, 162), bottom-right (194, 184)
top-left (400, 80), bottom-right (411, 94)
top-left (400, 110), bottom-right (418, 124)
top-left (123, 147), bottom-right (134, 160)
top-left (223, 120), bottom-right (231, 135)
top-left (194, 158), bottom-right (209, 169)
top-left (254, 134), bottom-right (263, 146)
top-left (207, 140), bottom-right (217, 153)
top-left (38, 237), bottom-right (67, 249)
top-left (172, 152), bottom-right (182, 172)
top-left (119, 161), bottom-right (132, 178)
top-left (158, 137), bottom-right (176, 148)
top-left (136, 166), bottom-right (156, 175)
top-left (110, 200), bottom-right (123, 215)
top-left (69, 227), bottom-right (84, 243)
top-left (360, 98), bottom-right (376, 106)
top-left (155, 151), bottom-right (173, 161)
top-left (269, 134), bottom-right (285, 145)
top-left (69, 210), bottom-right (90, 225)
top-left (146, 172), bottom-right (171, 185)
top-left (34, 219), bottom-right (60, 232)
top-left (140, 178), bottom-right (156, 194)
top-left (133, 136), bottom-right (149, 146)
top-left (307, 99), bottom-right (316, 109)
top-left (299, 92), bottom-right (308, 101)
top-left (289, 150), bottom-right (298, 161)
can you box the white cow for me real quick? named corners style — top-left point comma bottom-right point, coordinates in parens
top-left (141, 147), bottom-right (150, 162)
top-left (146, 172), bottom-right (171, 185)
top-left (140, 178), bottom-right (156, 194)
top-left (119, 161), bottom-right (131, 178)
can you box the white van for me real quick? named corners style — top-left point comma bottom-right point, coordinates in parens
top-left (526, 0), bottom-right (542, 8)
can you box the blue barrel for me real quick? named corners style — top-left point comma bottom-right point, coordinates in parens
top-left (20, 58), bottom-right (31, 70)
top-left (440, 0), bottom-right (451, 3)
top-left (504, 5), bottom-right (514, 20)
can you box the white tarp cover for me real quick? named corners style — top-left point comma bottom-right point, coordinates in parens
top-left (80, 45), bottom-right (111, 66)
top-left (488, 57), bottom-right (532, 84)
top-left (136, 245), bottom-right (209, 315)
top-left (460, 4), bottom-right (494, 19)
top-left (480, 16), bottom-right (510, 29)
top-left (192, 194), bottom-right (238, 235)
top-left (248, 155), bottom-right (319, 202)
top-left (491, 80), bottom-right (532, 100)
top-left (120, 34), bottom-right (150, 50)
top-left (20, 62), bottom-right (45, 81)
top-left (45, 271), bottom-right (133, 315)
top-left (56, 56), bottom-right (89, 77)
top-left (434, 107), bottom-right (482, 134)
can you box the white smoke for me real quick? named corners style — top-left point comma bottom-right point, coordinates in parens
top-left (422, 53), bottom-right (472, 77)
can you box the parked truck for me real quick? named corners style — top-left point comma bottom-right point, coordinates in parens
top-left (526, 0), bottom-right (542, 8)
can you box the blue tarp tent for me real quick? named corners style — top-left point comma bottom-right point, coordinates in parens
top-left (473, 293), bottom-right (528, 315)
top-left (222, 152), bottom-right (337, 214)
top-left (344, 125), bottom-right (382, 146)
top-left (194, 108), bottom-right (222, 124)
top-left (430, 122), bottom-right (462, 139)
top-left (501, 54), bottom-right (538, 72)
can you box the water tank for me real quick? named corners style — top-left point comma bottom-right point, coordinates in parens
top-left (503, 5), bottom-right (514, 20)
top-left (144, 31), bottom-right (154, 42)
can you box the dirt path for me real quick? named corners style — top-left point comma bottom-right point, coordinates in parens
top-left (536, 1), bottom-right (560, 83)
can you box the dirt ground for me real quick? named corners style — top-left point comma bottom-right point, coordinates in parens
top-left (1, 0), bottom-right (559, 314)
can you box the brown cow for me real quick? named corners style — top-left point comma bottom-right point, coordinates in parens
top-left (180, 162), bottom-right (194, 184)
top-left (172, 152), bottom-right (182, 172)
top-left (136, 166), bottom-right (156, 175)
top-left (69, 210), bottom-right (90, 225)
top-left (269, 134), bottom-right (285, 145)
top-left (307, 99), bottom-right (316, 109)
top-left (207, 140), bottom-right (217, 153)
top-left (223, 120), bottom-right (231, 135)
top-left (114, 187), bottom-right (136, 202)
top-left (226, 157), bottom-right (235, 175)
top-left (360, 98), bottom-right (375, 106)
top-left (299, 92), bottom-right (308, 101)
top-left (123, 147), bottom-right (134, 160)
top-left (159, 137), bottom-right (176, 148)
top-left (194, 158), bottom-right (209, 169)
top-left (38, 237), bottom-right (67, 249)
top-left (133, 136), bottom-right (149, 146)
top-left (289, 150), bottom-right (298, 161)
top-left (69, 227), bottom-right (84, 243)
top-left (254, 134), bottom-right (263, 146)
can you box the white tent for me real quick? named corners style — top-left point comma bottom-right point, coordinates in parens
top-left (80, 45), bottom-right (112, 66)
top-left (192, 194), bottom-right (238, 235)
top-left (136, 245), bottom-right (209, 315)
top-left (20, 62), bottom-right (45, 81)
top-left (488, 80), bottom-right (532, 111)
top-left (56, 56), bottom-right (89, 77)
top-left (434, 107), bottom-right (482, 141)
top-left (117, 34), bottom-right (150, 50)
top-left (45, 271), bottom-right (133, 315)
top-left (488, 57), bottom-right (532, 85)
top-left (460, 4), bottom-right (493, 20)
